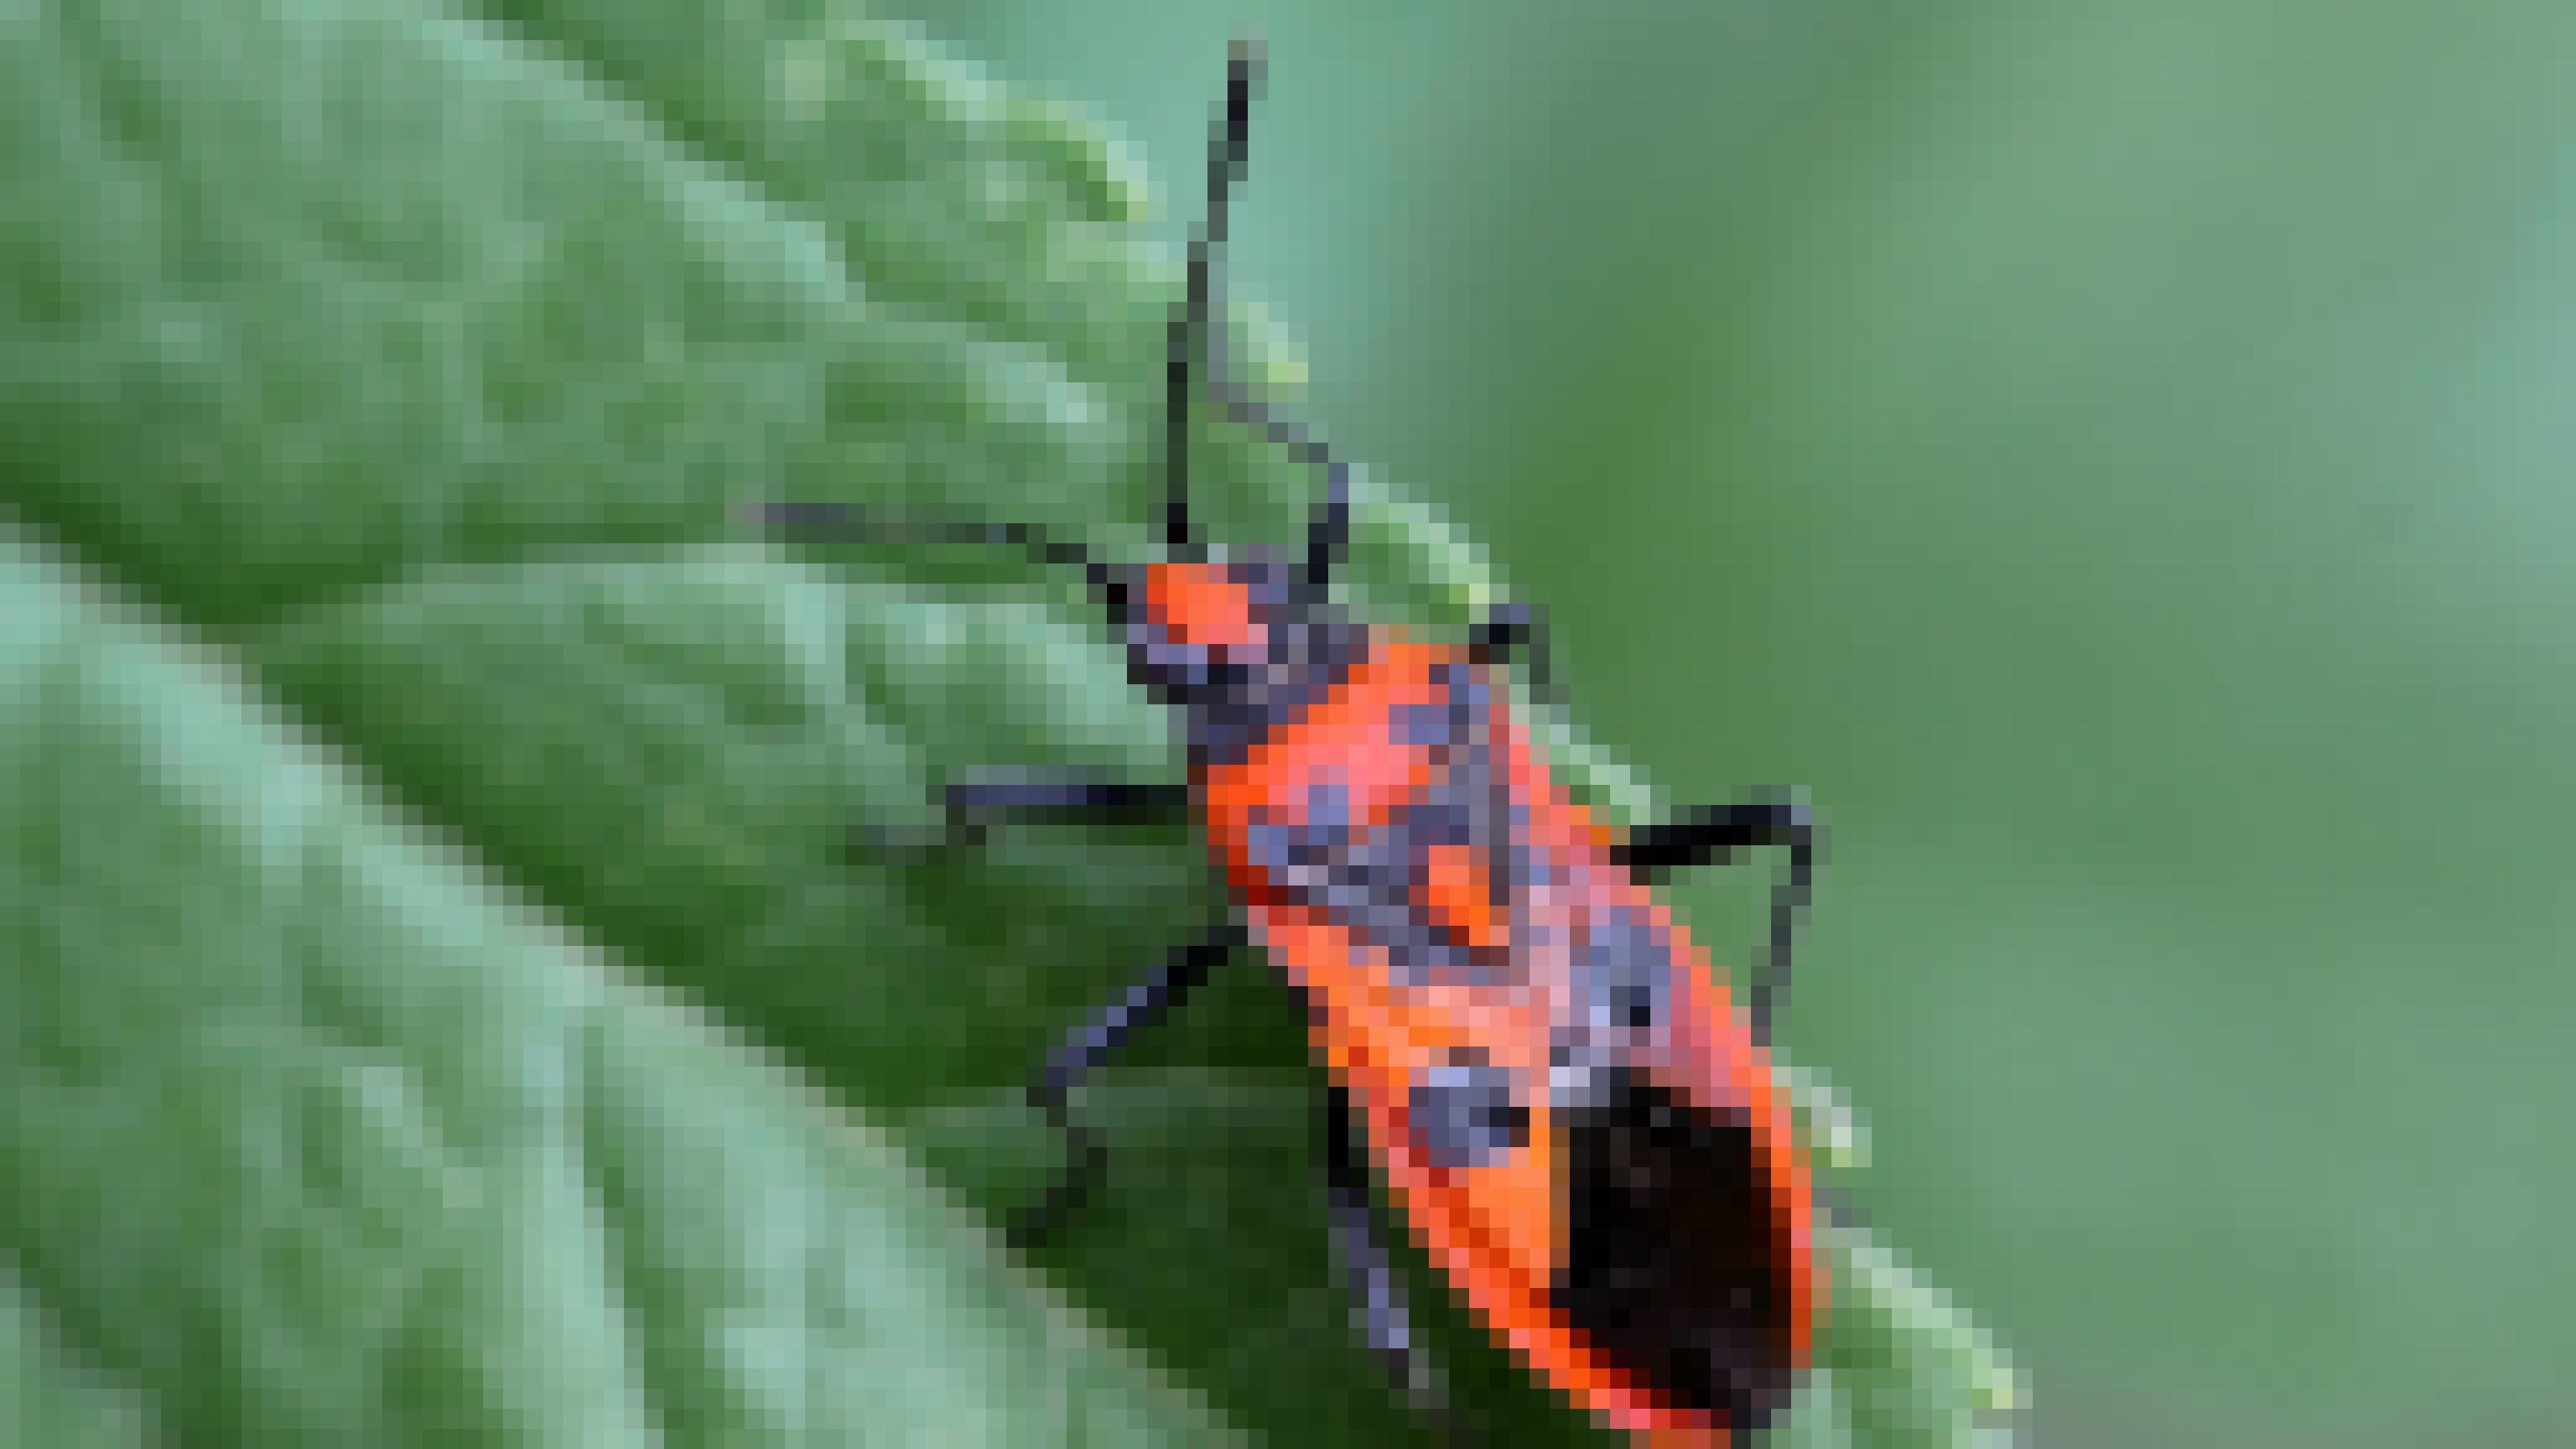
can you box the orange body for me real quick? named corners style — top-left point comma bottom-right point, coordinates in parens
top-left (1195, 623), bottom-right (1823, 1441)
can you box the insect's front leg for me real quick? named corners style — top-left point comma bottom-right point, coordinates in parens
top-left (1012, 915), bottom-right (1241, 1249)
top-left (853, 767), bottom-right (1219, 1249)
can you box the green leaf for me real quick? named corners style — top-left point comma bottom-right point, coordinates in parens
top-left (0, 528), bottom-right (1221, 1444)
top-left (1, 0), bottom-right (2010, 1443)
top-left (0, 1263), bottom-right (151, 1449)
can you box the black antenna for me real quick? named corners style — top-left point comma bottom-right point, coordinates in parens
top-left (1200, 299), bottom-right (1354, 594)
top-left (1167, 36), bottom-right (1265, 552)
top-left (749, 500), bottom-right (1137, 621)
top-left (746, 502), bottom-right (1099, 574)
top-left (1175, 38), bottom-right (1354, 595)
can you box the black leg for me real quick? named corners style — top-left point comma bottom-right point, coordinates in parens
top-left (1321, 1085), bottom-right (1453, 1429)
top-left (1463, 600), bottom-right (1557, 707)
top-left (1013, 917), bottom-right (1241, 1249)
top-left (856, 770), bottom-right (1191, 854)
top-left (941, 771), bottom-right (1190, 837)
top-left (1608, 794), bottom-right (1818, 1040)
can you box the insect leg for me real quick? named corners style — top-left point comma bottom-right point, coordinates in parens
top-left (855, 771), bottom-right (1190, 854)
top-left (1463, 600), bottom-right (1558, 707)
top-left (1321, 1084), bottom-right (1453, 1427)
top-left (1013, 916), bottom-right (1241, 1249)
top-left (941, 772), bottom-right (1189, 836)
top-left (1608, 794), bottom-right (1818, 1039)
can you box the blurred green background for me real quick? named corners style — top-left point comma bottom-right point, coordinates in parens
top-left (6, 0), bottom-right (2566, 1443)
top-left (899, 2), bottom-right (2573, 1443)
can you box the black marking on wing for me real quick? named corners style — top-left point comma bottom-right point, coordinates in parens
top-left (1552, 1068), bottom-right (1796, 1435)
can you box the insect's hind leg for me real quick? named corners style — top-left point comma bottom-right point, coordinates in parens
top-left (1320, 1084), bottom-right (1458, 1432)
top-left (1608, 795), bottom-right (1818, 1040)
top-left (1012, 916), bottom-right (1240, 1249)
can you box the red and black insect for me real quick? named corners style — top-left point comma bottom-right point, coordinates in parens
top-left (761, 39), bottom-right (1823, 1444)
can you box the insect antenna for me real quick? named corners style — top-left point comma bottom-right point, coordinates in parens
top-left (747, 501), bottom-right (1090, 569)
top-left (1166, 35), bottom-right (1265, 553)
top-left (1183, 38), bottom-right (1355, 595)
top-left (746, 501), bottom-right (1134, 617)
